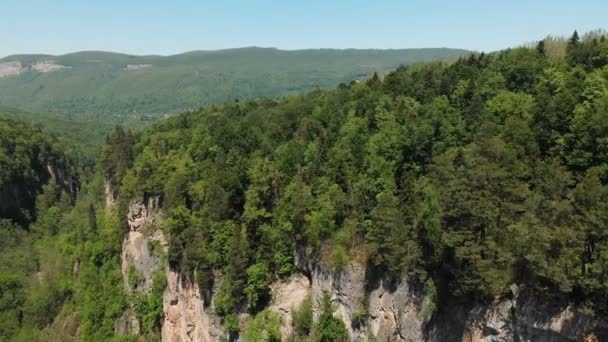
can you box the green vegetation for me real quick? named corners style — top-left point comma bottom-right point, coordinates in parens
top-left (315, 293), bottom-right (348, 342)
top-left (2, 30), bottom-right (608, 340)
top-left (291, 296), bottom-right (313, 338)
top-left (0, 118), bottom-right (130, 341)
top-left (0, 119), bottom-right (76, 225)
top-left (0, 108), bottom-right (119, 169)
top-left (99, 30), bottom-right (608, 329)
top-left (0, 48), bottom-right (468, 120)
top-left (132, 270), bottom-right (166, 338)
top-left (243, 309), bottom-right (282, 342)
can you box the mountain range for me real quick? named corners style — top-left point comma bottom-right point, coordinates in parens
top-left (0, 47), bottom-right (468, 120)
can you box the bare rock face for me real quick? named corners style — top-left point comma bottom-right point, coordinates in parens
top-left (125, 64), bottom-right (152, 70)
top-left (32, 60), bottom-right (71, 73)
top-left (113, 203), bottom-right (607, 342)
top-left (115, 307), bottom-right (141, 336)
top-left (104, 180), bottom-right (116, 207)
top-left (121, 197), bottom-right (166, 293)
top-left (162, 271), bottom-right (225, 342)
top-left (367, 277), bottom-right (432, 342)
top-left (431, 286), bottom-right (608, 342)
top-left (269, 274), bottom-right (311, 338)
top-left (311, 262), bottom-right (367, 340)
top-left (309, 263), bottom-right (434, 342)
top-left (115, 197), bottom-right (166, 337)
top-left (0, 60), bottom-right (70, 77)
top-left (0, 61), bottom-right (25, 77)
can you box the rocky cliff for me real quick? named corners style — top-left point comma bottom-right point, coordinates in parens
top-left (115, 199), bottom-right (607, 341)
top-left (117, 196), bottom-right (227, 341)
top-left (0, 60), bottom-right (70, 77)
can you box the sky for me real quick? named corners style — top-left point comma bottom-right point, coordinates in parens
top-left (1, 0), bottom-right (607, 57)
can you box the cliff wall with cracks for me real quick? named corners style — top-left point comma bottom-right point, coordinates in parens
top-left (114, 200), bottom-right (607, 341)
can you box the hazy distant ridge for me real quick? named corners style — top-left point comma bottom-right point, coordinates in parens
top-left (0, 47), bottom-right (469, 117)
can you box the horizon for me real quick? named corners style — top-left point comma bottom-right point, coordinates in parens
top-left (2, 0), bottom-right (606, 57)
top-left (0, 46), bottom-right (470, 60)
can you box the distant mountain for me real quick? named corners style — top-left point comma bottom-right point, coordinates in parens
top-left (0, 47), bottom-right (468, 120)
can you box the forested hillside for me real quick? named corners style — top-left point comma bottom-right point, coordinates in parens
top-left (1, 31), bottom-right (608, 341)
top-left (0, 119), bottom-right (82, 340)
top-left (97, 31), bottom-right (608, 339)
top-left (0, 48), bottom-right (467, 120)
top-left (0, 108), bottom-right (118, 170)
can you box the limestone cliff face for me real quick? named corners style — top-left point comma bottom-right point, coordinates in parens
top-left (115, 196), bottom-right (166, 336)
top-left (366, 277), bottom-right (432, 341)
top-left (0, 60), bottom-right (70, 77)
top-left (305, 261), bottom-right (606, 342)
top-left (311, 262), bottom-right (367, 340)
top-left (117, 196), bottom-right (227, 341)
top-left (162, 271), bottom-right (225, 342)
top-left (115, 202), bottom-right (606, 341)
top-left (121, 197), bottom-right (165, 293)
top-left (429, 285), bottom-right (608, 342)
top-left (309, 262), bottom-right (433, 342)
top-left (269, 274), bottom-right (311, 338)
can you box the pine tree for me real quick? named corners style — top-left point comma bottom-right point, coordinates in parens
top-left (536, 40), bottom-right (546, 56)
top-left (568, 30), bottom-right (580, 49)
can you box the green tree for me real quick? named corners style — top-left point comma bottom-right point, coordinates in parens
top-left (315, 292), bottom-right (348, 342)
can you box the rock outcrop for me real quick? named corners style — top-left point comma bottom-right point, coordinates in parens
top-left (162, 271), bottom-right (225, 342)
top-left (367, 277), bottom-right (432, 342)
top-left (0, 61), bottom-right (25, 77)
top-left (118, 196), bottom-right (227, 341)
top-left (269, 274), bottom-right (311, 338)
top-left (0, 60), bottom-right (70, 77)
top-left (311, 262), bottom-right (367, 340)
top-left (115, 202), bottom-right (607, 341)
top-left (121, 197), bottom-right (165, 293)
top-left (430, 287), bottom-right (608, 342)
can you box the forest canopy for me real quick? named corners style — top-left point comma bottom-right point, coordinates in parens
top-left (100, 30), bottom-right (608, 326)
top-left (1, 30), bottom-right (608, 341)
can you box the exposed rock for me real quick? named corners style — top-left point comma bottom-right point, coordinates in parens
top-left (32, 60), bottom-right (71, 73)
top-left (269, 274), bottom-right (311, 339)
top-left (121, 197), bottom-right (165, 293)
top-left (115, 307), bottom-right (140, 336)
top-left (125, 64), bottom-right (152, 70)
top-left (116, 197), bottom-right (165, 337)
top-left (431, 286), bottom-right (608, 342)
top-left (0, 60), bottom-right (70, 77)
top-left (46, 162), bottom-right (79, 199)
top-left (162, 271), bottom-right (225, 342)
top-left (309, 262), bottom-right (434, 342)
top-left (0, 160), bottom-right (78, 225)
top-left (367, 277), bottom-right (431, 342)
top-left (0, 61), bottom-right (25, 77)
top-left (104, 180), bottom-right (116, 207)
top-left (311, 262), bottom-right (367, 340)
top-left (114, 203), bottom-right (608, 342)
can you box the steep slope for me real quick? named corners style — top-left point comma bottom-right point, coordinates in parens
top-left (0, 119), bottom-right (78, 226)
top-left (100, 33), bottom-right (608, 341)
top-left (3, 32), bottom-right (608, 341)
top-left (0, 47), bottom-right (468, 118)
top-left (0, 119), bottom-right (80, 341)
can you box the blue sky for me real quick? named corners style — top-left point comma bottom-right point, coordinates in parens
top-left (1, 0), bottom-right (606, 57)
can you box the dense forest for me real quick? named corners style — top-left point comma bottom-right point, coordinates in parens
top-left (101, 30), bottom-right (608, 339)
top-left (1, 30), bottom-right (608, 341)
